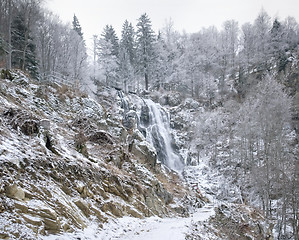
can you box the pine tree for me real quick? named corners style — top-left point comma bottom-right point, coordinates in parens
top-left (136, 13), bottom-right (156, 90)
top-left (120, 20), bottom-right (135, 65)
top-left (72, 14), bottom-right (83, 38)
top-left (11, 12), bottom-right (38, 78)
top-left (97, 25), bottom-right (120, 87)
top-left (270, 19), bottom-right (287, 71)
top-left (119, 20), bottom-right (136, 92)
top-left (101, 25), bottom-right (119, 57)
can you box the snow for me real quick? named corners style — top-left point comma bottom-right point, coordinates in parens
top-left (42, 204), bottom-right (215, 240)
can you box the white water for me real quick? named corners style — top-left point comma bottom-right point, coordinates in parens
top-left (142, 99), bottom-right (184, 172)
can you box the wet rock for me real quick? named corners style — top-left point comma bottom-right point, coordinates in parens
top-left (140, 104), bottom-right (150, 126)
top-left (122, 110), bottom-right (137, 130)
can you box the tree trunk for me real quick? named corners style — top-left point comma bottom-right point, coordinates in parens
top-left (7, 0), bottom-right (12, 69)
top-left (145, 70), bottom-right (148, 90)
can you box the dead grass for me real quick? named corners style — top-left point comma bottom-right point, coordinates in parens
top-left (156, 171), bottom-right (189, 198)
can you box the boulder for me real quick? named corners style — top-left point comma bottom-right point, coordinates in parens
top-left (131, 141), bottom-right (157, 168)
top-left (40, 119), bottom-right (51, 130)
top-left (122, 110), bottom-right (137, 130)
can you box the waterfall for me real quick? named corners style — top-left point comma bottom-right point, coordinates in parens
top-left (118, 91), bottom-right (184, 172)
top-left (139, 98), bottom-right (184, 172)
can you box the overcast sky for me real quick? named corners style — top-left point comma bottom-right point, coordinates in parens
top-left (45, 0), bottom-right (299, 47)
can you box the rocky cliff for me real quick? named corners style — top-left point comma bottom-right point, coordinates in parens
top-left (0, 70), bottom-right (197, 239)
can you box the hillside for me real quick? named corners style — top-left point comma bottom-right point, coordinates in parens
top-left (0, 70), bottom-right (275, 239)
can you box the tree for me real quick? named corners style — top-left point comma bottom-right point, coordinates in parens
top-left (101, 25), bottom-right (119, 57)
top-left (97, 38), bottom-right (119, 87)
top-left (236, 76), bottom-right (292, 219)
top-left (11, 8), bottom-right (39, 78)
top-left (72, 14), bottom-right (83, 38)
top-left (119, 20), bottom-right (136, 92)
top-left (253, 9), bottom-right (271, 72)
top-left (136, 13), bottom-right (156, 90)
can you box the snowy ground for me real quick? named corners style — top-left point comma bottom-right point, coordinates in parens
top-left (43, 204), bottom-right (214, 240)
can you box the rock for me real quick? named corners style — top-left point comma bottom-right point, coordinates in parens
top-left (23, 214), bottom-right (43, 226)
top-left (74, 199), bottom-right (90, 217)
top-left (43, 217), bottom-right (61, 232)
top-left (100, 201), bottom-right (123, 217)
top-left (132, 129), bottom-right (145, 142)
top-left (40, 119), bottom-right (51, 130)
top-left (0, 233), bottom-right (10, 239)
top-left (5, 184), bottom-right (25, 200)
top-left (122, 110), bottom-right (137, 130)
top-left (125, 206), bottom-right (143, 219)
top-left (38, 208), bottom-right (57, 220)
top-left (131, 141), bottom-right (157, 168)
top-left (140, 104), bottom-right (150, 126)
top-left (15, 201), bottom-right (28, 213)
top-left (90, 206), bottom-right (107, 223)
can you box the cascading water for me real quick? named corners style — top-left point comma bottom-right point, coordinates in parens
top-left (118, 91), bottom-right (184, 172)
top-left (139, 98), bottom-right (184, 172)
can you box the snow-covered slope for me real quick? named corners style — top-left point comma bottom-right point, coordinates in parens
top-left (0, 70), bottom-right (273, 239)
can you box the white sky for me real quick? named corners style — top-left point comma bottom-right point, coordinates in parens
top-left (45, 0), bottom-right (299, 48)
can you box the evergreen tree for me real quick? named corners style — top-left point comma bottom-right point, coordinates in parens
top-left (270, 19), bottom-right (287, 71)
top-left (120, 20), bottom-right (135, 65)
top-left (136, 13), bottom-right (156, 90)
top-left (97, 25), bottom-right (119, 87)
top-left (97, 38), bottom-right (119, 87)
top-left (11, 12), bottom-right (38, 78)
top-left (72, 14), bottom-right (83, 38)
top-left (119, 20), bottom-right (136, 92)
top-left (101, 25), bottom-right (119, 57)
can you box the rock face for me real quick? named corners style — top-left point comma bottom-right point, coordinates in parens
top-left (0, 70), bottom-right (192, 239)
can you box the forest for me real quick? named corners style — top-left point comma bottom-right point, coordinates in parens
top-left (0, 0), bottom-right (298, 239)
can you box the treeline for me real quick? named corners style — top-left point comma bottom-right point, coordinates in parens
top-left (0, 0), bottom-right (87, 84)
top-left (94, 9), bottom-right (299, 98)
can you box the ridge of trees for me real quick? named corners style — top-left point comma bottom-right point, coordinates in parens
top-left (94, 10), bottom-right (299, 99)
